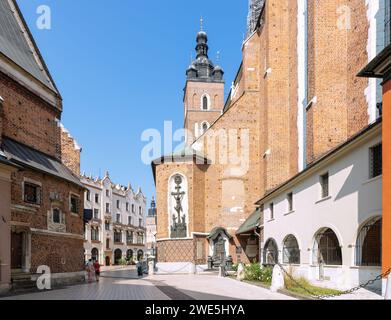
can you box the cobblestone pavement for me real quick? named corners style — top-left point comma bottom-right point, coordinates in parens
top-left (1, 269), bottom-right (294, 300)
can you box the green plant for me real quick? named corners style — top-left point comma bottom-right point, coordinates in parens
top-left (231, 264), bottom-right (238, 272)
top-left (243, 263), bottom-right (273, 284)
top-left (118, 258), bottom-right (127, 266)
top-left (284, 276), bottom-right (343, 297)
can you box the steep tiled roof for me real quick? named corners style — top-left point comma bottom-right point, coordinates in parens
top-left (0, 0), bottom-right (57, 93)
top-left (1, 137), bottom-right (83, 187)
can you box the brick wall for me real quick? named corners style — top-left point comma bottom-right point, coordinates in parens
top-left (11, 169), bottom-right (84, 236)
top-left (11, 169), bottom-right (85, 273)
top-left (306, 0), bottom-right (369, 163)
top-left (31, 235), bottom-right (84, 273)
top-left (184, 81), bottom-right (225, 144)
top-left (0, 73), bottom-right (62, 160)
top-left (262, 0), bottom-right (299, 191)
top-left (60, 125), bottom-right (81, 176)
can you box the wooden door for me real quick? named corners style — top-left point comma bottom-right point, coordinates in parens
top-left (11, 232), bottom-right (23, 269)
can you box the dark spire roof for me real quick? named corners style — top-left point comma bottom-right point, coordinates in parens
top-left (186, 23), bottom-right (224, 83)
top-left (148, 196), bottom-right (156, 217)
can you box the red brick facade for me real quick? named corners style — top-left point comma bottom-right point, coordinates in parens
top-left (154, 0), bottom-right (373, 265)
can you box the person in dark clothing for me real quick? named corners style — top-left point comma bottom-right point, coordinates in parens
top-left (93, 259), bottom-right (101, 282)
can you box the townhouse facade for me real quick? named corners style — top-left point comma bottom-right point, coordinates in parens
top-left (81, 172), bottom-right (147, 266)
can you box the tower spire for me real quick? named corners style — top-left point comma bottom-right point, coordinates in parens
top-left (200, 16), bottom-right (204, 31)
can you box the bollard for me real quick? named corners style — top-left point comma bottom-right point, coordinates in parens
top-left (270, 264), bottom-right (284, 293)
top-left (148, 260), bottom-right (155, 276)
top-left (385, 275), bottom-right (391, 300)
top-left (237, 263), bottom-right (245, 281)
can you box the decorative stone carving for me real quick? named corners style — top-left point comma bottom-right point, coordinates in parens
top-left (170, 175), bottom-right (187, 238)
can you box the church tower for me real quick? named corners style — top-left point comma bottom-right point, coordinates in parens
top-left (184, 20), bottom-right (225, 145)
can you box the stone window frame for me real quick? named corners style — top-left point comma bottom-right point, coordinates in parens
top-left (86, 189), bottom-right (91, 202)
top-left (94, 193), bottom-right (99, 204)
top-left (69, 192), bottom-right (80, 216)
top-left (91, 226), bottom-right (100, 242)
top-left (52, 207), bottom-right (62, 224)
top-left (48, 204), bottom-right (66, 231)
top-left (93, 208), bottom-right (100, 219)
top-left (200, 121), bottom-right (210, 135)
top-left (22, 177), bottom-right (42, 206)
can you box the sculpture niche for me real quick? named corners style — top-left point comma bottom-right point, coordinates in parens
top-left (170, 175), bottom-right (187, 238)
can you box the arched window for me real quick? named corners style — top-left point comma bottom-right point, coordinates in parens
top-left (283, 235), bottom-right (300, 264)
top-left (201, 94), bottom-right (210, 110)
top-left (126, 249), bottom-right (134, 261)
top-left (201, 121), bottom-right (210, 134)
top-left (313, 228), bottom-right (342, 265)
top-left (137, 250), bottom-right (144, 261)
top-left (114, 249), bottom-right (122, 265)
top-left (263, 238), bottom-right (278, 265)
top-left (356, 217), bottom-right (381, 266)
top-left (91, 248), bottom-right (99, 262)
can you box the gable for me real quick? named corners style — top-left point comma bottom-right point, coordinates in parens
top-left (0, 0), bottom-right (58, 94)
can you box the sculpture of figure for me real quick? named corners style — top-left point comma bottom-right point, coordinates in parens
top-left (170, 175), bottom-right (187, 238)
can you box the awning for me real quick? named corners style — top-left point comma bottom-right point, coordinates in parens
top-left (83, 209), bottom-right (93, 223)
top-left (1, 137), bottom-right (83, 188)
top-left (236, 208), bottom-right (261, 235)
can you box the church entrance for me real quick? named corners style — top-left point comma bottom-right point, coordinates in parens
top-left (207, 227), bottom-right (232, 269)
top-left (213, 235), bottom-right (226, 266)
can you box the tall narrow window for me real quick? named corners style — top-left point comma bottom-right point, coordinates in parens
top-left (269, 203), bottom-right (274, 220)
top-left (95, 193), bottom-right (99, 204)
top-left (320, 173), bottom-right (329, 199)
top-left (52, 208), bottom-right (61, 224)
top-left (202, 95), bottom-right (209, 110)
top-left (369, 144), bottom-right (382, 179)
top-left (117, 200), bottom-right (120, 209)
top-left (93, 209), bottom-right (99, 219)
top-left (106, 203), bottom-right (110, 213)
top-left (86, 190), bottom-right (91, 201)
top-left (70, 195), bottom-right (80, 214)
top-left (287, 192), bottom-right (293, 212)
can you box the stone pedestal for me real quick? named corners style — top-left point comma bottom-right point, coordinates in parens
top-left (148, 261), bottom-right (155, 276)
top-left (237, 263), bottom-right (245, 281)
top-left (270, 264), bottom-right (284, 292)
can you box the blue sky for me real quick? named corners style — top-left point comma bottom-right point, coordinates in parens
top-left (18, 0), bottom-right (248, 204)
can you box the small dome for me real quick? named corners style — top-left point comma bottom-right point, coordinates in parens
top-left (196, 31), bottom-right (207, 41)
top-left (214, 65), bottom-right (223, 72)
top-left (187, 64), bottom-right (197, 71)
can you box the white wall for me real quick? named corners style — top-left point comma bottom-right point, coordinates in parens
top-left (263, 132), bottom-right (382, 291)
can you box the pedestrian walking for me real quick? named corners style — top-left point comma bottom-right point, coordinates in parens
top-left (86, 259), bottom-right (94, 283)
top-left (136, 260), bottom-right (143, 277)
top-left (93, 259), bottom-right (101, 282)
